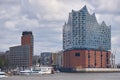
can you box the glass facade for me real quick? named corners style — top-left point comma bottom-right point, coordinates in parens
top-left (63, 6), bottom-right (111, 51)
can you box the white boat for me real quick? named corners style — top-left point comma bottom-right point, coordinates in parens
top-left (0, 72), bottom-right (7, 78)
top-left (20, 67), bottom-right (54, 75)
top-left (20, 70), bottom-right (32, 75)
top-left (35, 67), bottom-right (54, 74)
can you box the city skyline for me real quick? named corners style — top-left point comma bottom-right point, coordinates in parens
top-left (0, 0), bottom-right (120, 63)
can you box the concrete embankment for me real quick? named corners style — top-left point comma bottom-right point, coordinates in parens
top-left (75, 68), bottom-right (120, 73)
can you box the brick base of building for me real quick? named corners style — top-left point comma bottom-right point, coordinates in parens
top-left (63, 49), bottom-right (111, 69)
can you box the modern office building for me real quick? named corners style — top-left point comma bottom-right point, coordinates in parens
top-left (52, 52), bottom-right (63, 69)
top-left (55, 51), bottom-right (63, 69)
top-left (21, 31), bottom-right (33, 67)
top-left (10, 45), bottom-right (30, 68)
top-left (40, 51), bottom-right (63, 69)
top-left (41, 52), bottom-right (52, 66)
top-left (63, 6), bottom-right (111, 69)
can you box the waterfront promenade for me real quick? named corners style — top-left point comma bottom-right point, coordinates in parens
top-left (1, 72), bottom-right (120, 80)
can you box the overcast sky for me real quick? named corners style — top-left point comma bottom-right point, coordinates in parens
top-left (0, 0), bottom-right (120, 63)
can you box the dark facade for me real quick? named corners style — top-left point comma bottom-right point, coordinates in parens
top-left (10, 45), bottom-right (30, 68)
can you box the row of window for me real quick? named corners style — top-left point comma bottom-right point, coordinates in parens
top-left (74, 52), bottom-right (109, 67)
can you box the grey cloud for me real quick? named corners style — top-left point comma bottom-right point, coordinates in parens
top-left (21, 0), bottom-right (38, 19)
top-left (95, 10), bottom-right (120, 15)
top-left (0, 0), bottom-right (21, 5)
top-left (87, 0), bottom-right (120, 15)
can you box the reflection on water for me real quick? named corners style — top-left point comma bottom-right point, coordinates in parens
top-left (1, 73), bottom-right (120, 80)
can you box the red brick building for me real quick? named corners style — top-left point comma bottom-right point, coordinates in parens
top-left (21, 31), bottom-right (33, 67)
top-left (63, 50), bottom-right (111, 69)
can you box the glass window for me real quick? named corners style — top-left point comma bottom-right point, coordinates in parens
top-left (75, 53), bottom-right (80, 57)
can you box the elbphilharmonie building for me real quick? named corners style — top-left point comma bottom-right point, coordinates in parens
top-left (63, 6), bottom-right (111, 69)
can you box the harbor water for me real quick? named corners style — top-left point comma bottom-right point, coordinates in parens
top-left (1, 72), bottom-right (120, 80)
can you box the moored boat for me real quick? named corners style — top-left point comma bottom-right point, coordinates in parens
top-left (20, 67), bottom-right (54, 75)
top-left (0, 71), bottom-right (7, 78)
